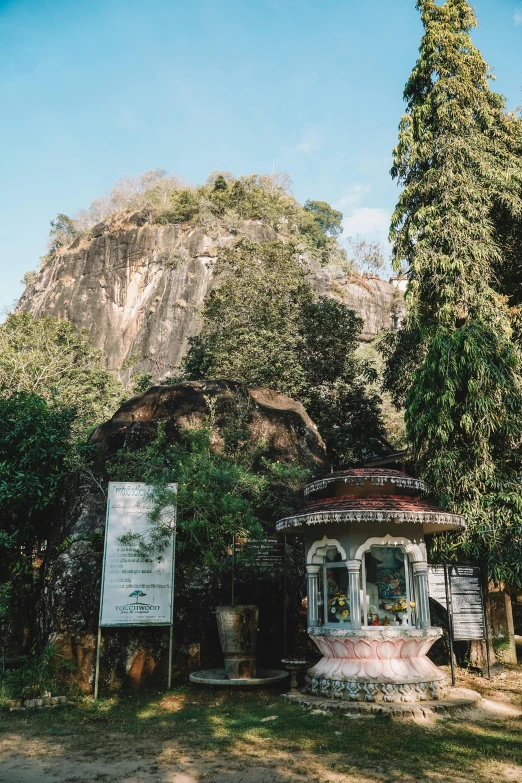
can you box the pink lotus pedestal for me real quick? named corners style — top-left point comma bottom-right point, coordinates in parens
top-left (306, 627), bottom-right (449, 702)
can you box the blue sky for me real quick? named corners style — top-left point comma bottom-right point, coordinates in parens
top-left (1, 0), bottom-right (521, 314)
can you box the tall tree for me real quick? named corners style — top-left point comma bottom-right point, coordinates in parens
top-left (184, 239), bottom-right (387, 466)
top-left (382, 0), bottom-right (522, 585)
top-left (0, 314), bottom-right (123, 432)
top-left (0, 393), bottom-right (76, 650)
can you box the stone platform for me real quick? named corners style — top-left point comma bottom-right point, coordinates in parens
top-left (189, 668), bottom-right (288, 687)
top-left (283, 687), bottom-right (482, 718)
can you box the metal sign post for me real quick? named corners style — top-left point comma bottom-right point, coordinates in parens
top-left (443, 563), bottom-right (456, 687)
top-left (94, 482), bottom-right (177, 700)
top-left (93, 626), bottom-right (102, 701)
top-left (483, 584), bottom-right (492, 681)
top-left (283, 535), bottom-right (288, 658)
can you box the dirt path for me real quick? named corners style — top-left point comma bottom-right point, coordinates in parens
top-left (1, 668), bottom-right (522, 783)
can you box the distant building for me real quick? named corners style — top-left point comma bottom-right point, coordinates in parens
top-left (389, 275), bottom-right (408, 293)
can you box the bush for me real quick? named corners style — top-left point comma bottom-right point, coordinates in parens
top-left (1, 643), bottom-right (75, 699)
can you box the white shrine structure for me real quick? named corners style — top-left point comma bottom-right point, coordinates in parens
top-left (277, 468), bottom-right (466, 703)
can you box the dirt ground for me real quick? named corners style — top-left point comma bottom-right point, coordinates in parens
top-left (1, 666), bottom-right (522, 783)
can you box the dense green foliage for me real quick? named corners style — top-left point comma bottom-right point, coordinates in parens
top-left (184, 239), bottom-right (387, 467)
top-left (155, 174), bottom-right (348, 265)
top-left (382, 0), bottom-right (522, 585)
top-left (0, 313), bottom-right (123, 432)
top-left (0, 315), bottom-right (123, 648)
top-left (0, 394), bottom-right (75, 524)
top-left (107, 419), bottom-right (309, 566)
top-left (0, 394), bottom-right (78, 650)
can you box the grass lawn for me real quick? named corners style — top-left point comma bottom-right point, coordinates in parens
top-left (1, 668), bottom-right (522, 782)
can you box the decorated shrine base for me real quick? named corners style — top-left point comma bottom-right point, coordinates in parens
top-left (283, 687), bottom-right (482, 718)
top-left (303, 673), bottom-right (450, 702)
top-left (306, 626), bottom-right (450, 702)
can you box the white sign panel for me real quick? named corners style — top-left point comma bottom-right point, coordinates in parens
top-left (99, 482), bottom-right (177, 627)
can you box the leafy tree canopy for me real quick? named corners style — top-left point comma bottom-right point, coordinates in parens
top-left (108, 421), bottom-right (309, 567)
top-left (303, 200), bottom-right (343, 237)
top-left (0, 314), bottom-right (123, 433)
top-left (48, 213), bottom-right (77, 254)
top-left (184, 239), bottom-right (387, 467)
top-left (381, 0), bottom-right (522, 586)
top-left (37, 170), bottom-right (348, 269)
top-left (0, 315), bottom-right (122, 642)
top-left (0, 393), bottom-right (74, 529)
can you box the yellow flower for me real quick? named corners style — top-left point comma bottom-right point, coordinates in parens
top-left (338, 600), bottom-right (345, 606)
top-left (341, 610), bottom-right (349, 618)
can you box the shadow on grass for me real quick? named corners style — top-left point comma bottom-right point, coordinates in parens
top-left (2, 685), bottom-right (522, 781)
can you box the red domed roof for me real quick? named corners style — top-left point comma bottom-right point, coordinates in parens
top-left (276, 467), bottom-right (466, 533)
top-left (304, 468), bottom-right (427, 499)
top-left (276, 494), bottom-right (466, 533)
top-left (329, 468), bottom-right (410, 478)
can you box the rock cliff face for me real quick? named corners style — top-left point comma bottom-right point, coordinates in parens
top-left (42, 381), bottom-right (325, 691)
top-left (18, 212), bottom-right (404, 380)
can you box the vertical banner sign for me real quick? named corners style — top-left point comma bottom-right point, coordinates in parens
top-left (99, 482), bottom-right (177, 627)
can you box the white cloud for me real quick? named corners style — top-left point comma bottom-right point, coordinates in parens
top-left (335, 183), bottom-right (392, 250)
top-left (335, 185), bottom-right (371, 212)
top-left (295, 130), bottom-right (320, 154)
top-left (515, 5), bottom-right (522, 26)
top-left (342, 207), bottom-right (391, 240)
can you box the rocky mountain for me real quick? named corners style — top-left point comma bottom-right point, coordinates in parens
top-left (17, 210), bottom-right (405, 381)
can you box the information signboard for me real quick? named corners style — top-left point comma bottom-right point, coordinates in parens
top-left (99, 482), bottom-right (177, 627)
top-left (427, 562), bottom-right (490, 684)
top-left (447, 565), bottom-right (485, 641)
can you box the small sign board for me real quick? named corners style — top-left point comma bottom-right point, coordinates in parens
top-left (428, 565), bottom-right (447, 610)
top-left (236, 536), bottom-right (285, 569)
top-left (99, 482), bottom-right (177, 627)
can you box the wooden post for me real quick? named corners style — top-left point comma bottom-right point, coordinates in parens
top-left (481, 567), bottom-right (492, 680)
top-left (93, 626), bottom-right (102, 701)
top-left (231, 535), bottom-right (236, 607)
top-left (444, 563), bottom-right (456, 686)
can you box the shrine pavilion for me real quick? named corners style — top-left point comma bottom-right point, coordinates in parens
top-left (276, 468), bottom-right (466, 703)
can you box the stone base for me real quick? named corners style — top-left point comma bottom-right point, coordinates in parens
top-left (303, 674), bottom-right (450, 702)
top-left (189, 668), bottom-right (288, 687)
top-left (283, 687), bottom-right (481, 718)
top-left (224, 656), bottom-right (257, 679)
